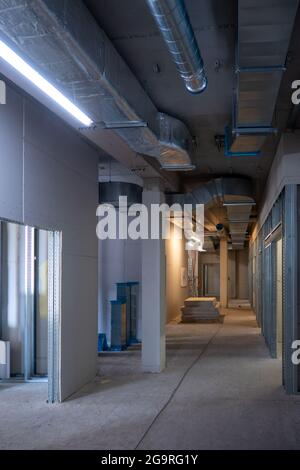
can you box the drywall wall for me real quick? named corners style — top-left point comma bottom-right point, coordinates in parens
top-left (166, 224), bottom-right (188, 323)
top-left (255, 132), bottom-right (300, 236)
top-left (0, 81), bottom-right (99, 400)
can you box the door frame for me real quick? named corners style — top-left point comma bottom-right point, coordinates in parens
top-left (0, 219), bottom-right (62, 402)
top-left (47, 230), bottom-right (62, 403)
top-left (202, 263), bottom-right (220, 297)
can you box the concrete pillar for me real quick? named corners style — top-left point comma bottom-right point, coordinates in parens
top-left (142, 179), bottom-right (166, 372)
top-left (220, 238), bottom-right (228, 308)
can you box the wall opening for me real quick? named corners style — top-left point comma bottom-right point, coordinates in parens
top-left (0, 220), bottom-right (61, 402)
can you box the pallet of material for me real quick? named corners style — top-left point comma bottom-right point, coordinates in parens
top-left (181, 297), bottom-right (224, 323)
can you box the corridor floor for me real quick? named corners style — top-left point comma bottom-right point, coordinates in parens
top-left (1, 308), bottom-right (300, 450)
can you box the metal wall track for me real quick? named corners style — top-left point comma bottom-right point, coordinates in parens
top-left (48, 231), bottom-right (61, 403)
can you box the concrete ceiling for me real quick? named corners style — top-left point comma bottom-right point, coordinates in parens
top-left (85, 0), bottom-right (300, 202)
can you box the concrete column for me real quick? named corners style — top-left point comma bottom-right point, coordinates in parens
top-left (220, 238), bottom-right (228, 308)
top-left (142, 179), bottom-right (166, 372)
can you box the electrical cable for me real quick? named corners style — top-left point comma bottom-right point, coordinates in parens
top-left (135, 323), bottom-right (223, 449)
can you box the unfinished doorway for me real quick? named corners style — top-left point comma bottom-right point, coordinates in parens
top-left (0, 221), bottom-right (61, 402)
top-left (203, 263), bottom-right (220, 297)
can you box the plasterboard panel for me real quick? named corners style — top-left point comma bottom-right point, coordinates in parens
top-left (60, 253), bottom-right (98, 400)
top-left (0, 84), bottom-right (23, 222)
top-left (23, 141), bottom-right (98, 258)
top-left (24, 99), bottom-right (99, 183)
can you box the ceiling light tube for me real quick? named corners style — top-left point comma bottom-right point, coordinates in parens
top-left (0, 40), bottom-right (93, 127)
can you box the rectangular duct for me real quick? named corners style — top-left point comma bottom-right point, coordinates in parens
top-left (228, 0), bottom-right (299, 154)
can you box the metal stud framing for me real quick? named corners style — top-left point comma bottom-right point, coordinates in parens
top-left (250, 185), bottom-right (300, 393)
top-left (48, 231), bottom-right (61, 403)
top-left (24, 226), bottom-right (35, 380)
top-left (283, 185), bottom-right (299, 394)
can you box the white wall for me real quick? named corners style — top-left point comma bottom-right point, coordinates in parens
top-left (166, 224), bottom-right (188, 322)
top-left (0, 83), bottom-right (99, 400)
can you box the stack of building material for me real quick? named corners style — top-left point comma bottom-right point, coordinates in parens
top-left (181, 297), bottom-right (224, 323)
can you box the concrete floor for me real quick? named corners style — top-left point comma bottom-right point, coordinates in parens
top-left (1, 308), bottom-right (300, 450)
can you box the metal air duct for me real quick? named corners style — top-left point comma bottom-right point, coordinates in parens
top-left (226, 0), bottom-right (299, 155)
top-left (0, 0), bottom-right (195, 170)
top-left (146, 0), bottom-right (207, 94)
top-left (166, 177), bottom-right (255, 249)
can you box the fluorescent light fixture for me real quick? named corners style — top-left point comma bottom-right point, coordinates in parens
top-left (0, 40), bottom-right (93, 127)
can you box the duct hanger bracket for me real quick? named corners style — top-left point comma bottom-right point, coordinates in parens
top-left (224, 127), bottom-right (260, 157)
top-left (235, 65), bottom-right (286, 74)
top-left (232, 126), bottom-right (278, 136)
top-left (79, 121), bottom-right (148, 131)
top-left (161, 164), bottom-right (196, 172)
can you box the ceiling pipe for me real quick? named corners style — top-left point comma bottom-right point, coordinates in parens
top-left (146, 0), bottom-right (207, 94)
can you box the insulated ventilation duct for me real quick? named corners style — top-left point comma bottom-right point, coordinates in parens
top-left (146, 0), bottom-right (207, 94)
top-left (166, 177), bottom-right (255, 250)
top-left (226, 0), bottom-right (299, 156)
top-left (99, 182), bottom-right (143, 207)
top-left (0, 0), bottom-right (195, 170)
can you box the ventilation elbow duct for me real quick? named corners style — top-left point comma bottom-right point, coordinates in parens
top-left (166, 177), bottom-right (255, 250)
top-left (146, 0), bottom-right (207, 94)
